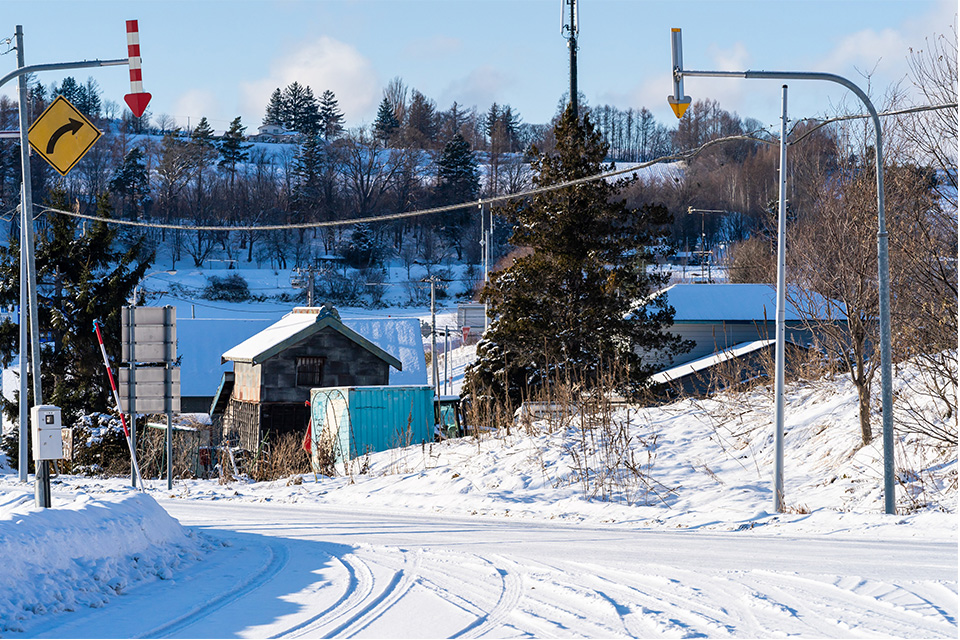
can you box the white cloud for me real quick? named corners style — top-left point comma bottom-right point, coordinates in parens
top-left (440, 66), bottom-right (512, 111)
top-left (240, 36), bottom-right (380, 126)
top-left (708, 42), bottom-right (752, 73)
top-left (173, 90), bottom-right (220, 130)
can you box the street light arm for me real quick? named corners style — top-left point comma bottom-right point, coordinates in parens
top-left (0, 58), bottom-right (127, 91)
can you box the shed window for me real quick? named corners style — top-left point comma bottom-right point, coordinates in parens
top-left (296, 357), bottom-right (325, 387)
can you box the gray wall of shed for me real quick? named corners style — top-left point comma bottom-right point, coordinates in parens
top-left (259, 326), bottom-right (391, 404)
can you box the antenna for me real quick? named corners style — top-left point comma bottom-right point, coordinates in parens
top-left (562, 0), bottom-right (579, 117)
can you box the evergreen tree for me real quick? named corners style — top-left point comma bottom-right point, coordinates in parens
top-left (108, 147), bottom-right (150, 219)
top-left (218, 116), bottom-right (252, 179)
top-left (290, 132), bottom-right (325, 219)
top-left (54, 77), bottom-right (82, 106)
top-left (282, 82), bottom-right (320, 135)
top-left (433, 132), bottom-right (480, 260)
top-left (465, 105), bottom-right (689, 404)
top-left (191, 116), bottom-right (217, 150)
top-left (318, 89), bottom-right (345, 141)
top-left (373, 96), bottom-right (400, 143)
top-left (435, 133), bottom-right (480, 204)
top-left (78, 78), bottom-right (102, 120)
top-left (263, 88), bottom-right (284, 126)
top-left (0, 190), bottom-right (152, 421)
top-left (404, 89), bottom-right (438, 148)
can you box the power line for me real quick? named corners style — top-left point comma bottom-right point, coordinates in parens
top-left (37, 102), bottom-right (957, 233)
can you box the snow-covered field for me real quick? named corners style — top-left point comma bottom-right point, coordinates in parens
top-left (1, 361), bottom-right (956, 638)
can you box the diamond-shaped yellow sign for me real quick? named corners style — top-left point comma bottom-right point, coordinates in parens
top-left (28, 95), bottom-right (102, 176)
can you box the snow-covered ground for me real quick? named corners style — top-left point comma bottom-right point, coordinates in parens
top-left (1, 360), bottom-right (955, 637)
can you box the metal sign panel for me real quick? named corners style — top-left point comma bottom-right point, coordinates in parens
top-left (27, 95), bottom-right (102, 176)
top-left (122, 306), bottom-right (176, 364)
top-left (119, 367), bottom-right (180, 413)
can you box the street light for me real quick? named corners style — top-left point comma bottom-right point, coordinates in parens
top-left (670, 28), bottom-right (897, 515)
top-left (133, 270), bottom-right (177, 306)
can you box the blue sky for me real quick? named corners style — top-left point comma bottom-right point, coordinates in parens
top-left (1, 0), bottom-right (955, 135)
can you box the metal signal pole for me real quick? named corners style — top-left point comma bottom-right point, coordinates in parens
top-left (670, 27), bottom-right (898, 515)
top-left (563, 0), bottom-right (579, 117)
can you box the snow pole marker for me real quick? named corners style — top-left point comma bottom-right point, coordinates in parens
top-left (93, 320), bottom-right (144, 490)
top-left (123, 20), bottom-right (152, 118)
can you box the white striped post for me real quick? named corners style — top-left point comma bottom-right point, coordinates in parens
top-left (123, 20), bottom-right (151, 117)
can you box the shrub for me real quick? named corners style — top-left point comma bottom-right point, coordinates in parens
top-left (202, 273), bottom-right (251, 301)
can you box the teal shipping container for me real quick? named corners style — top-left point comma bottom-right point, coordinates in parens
top-left (309, 385), bottom-right (434, 468)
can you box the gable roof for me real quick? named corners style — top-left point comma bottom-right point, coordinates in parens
top-left (652, 284), bottom-right (822, 322)
top-left (221, 307), bottom-right (402, 371)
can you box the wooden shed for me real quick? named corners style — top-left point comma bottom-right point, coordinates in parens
top-left (214, 305), bottom-right (402, 450)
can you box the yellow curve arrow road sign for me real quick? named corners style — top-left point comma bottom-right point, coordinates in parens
top-left (28, 95), bottom-right (102, 176)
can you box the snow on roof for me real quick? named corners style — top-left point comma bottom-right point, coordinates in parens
top-left (178, 318), bottom-right (273, 397)
top-left (178, 309), bottom-right (428, 396)
top-left (654, 284), bottom-right (813, 322)
top-left (649, 339), bottom-right (777, 385)
top-left (220, 309), bottom-right (317, 363)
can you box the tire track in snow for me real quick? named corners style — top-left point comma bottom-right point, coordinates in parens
top-left (137, 537), bottom-right (290, 639)
top-left (739, 571), bottom-right (959, 638)
top-left (318, 548), bottom-right (422, 638)
top-left (272, 550), bottom-right (375, 639)
top-left (449, 558), bottom-right (523, 638)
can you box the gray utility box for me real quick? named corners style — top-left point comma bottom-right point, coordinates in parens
top-left (31, 405), bottom-right (63, 461)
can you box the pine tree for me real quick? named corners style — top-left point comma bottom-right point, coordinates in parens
top-left (373, 97), bottom-right (400, 143)
top-left (465, 105), bottom-right (689, 404)
top-left (108, 147), bottom-right (150, 219)
top-left (263, 88), bottom-right (284, 126)
top-left (433, 133), bottom-right (480, 260)
top-left (282, 82), bottom-right (320, 135)
top-left (0, 190), bottom-right (152, 421)
top-left (318, 89), bottom-right (345, 141)
top-left (435, 133), bottom-right (480, 204)
top-left (218, 116), bottom-right (252, 179)
top-left (191, 117), bottom-right (217, 152)
top-left (290, 132), bottom-right (325, 220)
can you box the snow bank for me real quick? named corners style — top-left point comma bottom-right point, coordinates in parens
top-left (0, 490), bottom-right (203, 632)
top-left (152, 364), bottom-right (955, 540)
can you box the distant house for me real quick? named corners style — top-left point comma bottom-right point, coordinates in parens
top-left (212, 305), bottom-right (409, 450)
top-left (644, 283), bottom-right (831, 369)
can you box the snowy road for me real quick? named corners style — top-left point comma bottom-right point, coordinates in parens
top-left (22, 500), bottom-right (957, 639)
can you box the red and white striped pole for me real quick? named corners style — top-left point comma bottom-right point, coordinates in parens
top-left (124, 20), bottom-right (152, 118)
top-left (93, 320), bottom-right (144, 490)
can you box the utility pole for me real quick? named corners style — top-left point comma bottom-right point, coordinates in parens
top-left (773, 85), bottom-right (788, 513)
top-left (16, 26), bottom-right (47, 505)
top-left (687, 208), bottom-right (726, 282)
top-left (562, 0), bottom-right (579, 117)
top-left (429, 278), bottom-right (438, 399)
top-left (444, 327), bottom-right (450, 396)
top-left (4, 23), bottom-right (141, 506)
